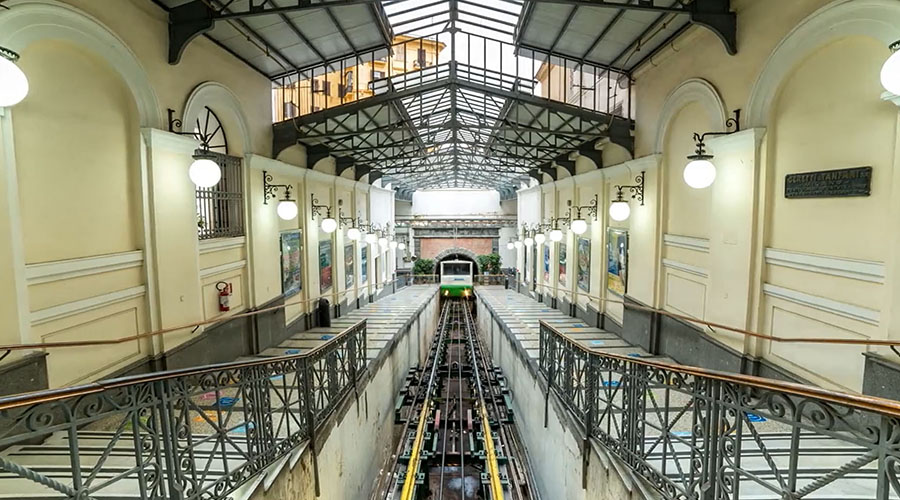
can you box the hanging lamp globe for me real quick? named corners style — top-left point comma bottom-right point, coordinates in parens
top-left (365, 233), bottom-right (377, 245)
top-left (549, 229), bottom-right (563, 242)
top-left (276, 200), bottom-right (298, 220)
top-left (321, 217), bottom-right (338, 233)
top-left (0, 48), bottom-right (29, 108)
top-left (347, 227), bottom-right (361, 241)
top-left (189, 153), bottom-right (222, 188)
top-left (390, 240), bottom-right (398, 250)
top-left (523, 236), bottom-right (534, 247)
top-left (514, 240), bottom-right (523, 249)
top-left (507, 242), bottom-right (515, 250)
top-left (683, 155), bottom-right (716, 189)
top-left (378, 236), bottom-right (388, 248)
top-left (608, 200), bottom-right (630, 222)
top-left (534, 233), bottom-right (546, 245)
top-left (570, 219), bottom-right (588, 235)
top-left (398, 242), bottom-right (407, 250)
top-left (882, 41), bottom-right (900, 95)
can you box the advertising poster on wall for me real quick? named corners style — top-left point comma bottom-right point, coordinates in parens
top-left (577, 237), bottom-right (591, 293)
top-left (344, 244), bottom-right (354, 288)
top-left (280, 230), bottom-right (302, 296)
top-left (319, 240), bottom-right (333, 293)
top-left (607, 228), bottom-right (628, 296)
top-left (361, 246), bottom-right (368, 283)
top-left (558, 243), bottom-right (567, 287)
top-left (543, 245), bottom-right (550, 282)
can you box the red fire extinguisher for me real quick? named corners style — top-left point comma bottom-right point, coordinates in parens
top-left (216, 282), bottom-right (232, 312)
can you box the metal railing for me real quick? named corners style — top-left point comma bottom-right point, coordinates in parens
top-left (0, 320), bottom-right (367, 499)
top-left (538, 320), bottom-right (900, 499)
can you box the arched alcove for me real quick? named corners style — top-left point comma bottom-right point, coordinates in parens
top-left (183, 82), bottom-right (252, 156)
top-left (433, 247), bottom-right (480, 275)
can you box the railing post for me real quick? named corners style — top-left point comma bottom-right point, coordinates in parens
top-left (154, 379), bottom-right (185, 500)
top-left (582, 354), bottom-right (597, 489)
top-left (701, 379), bottom-right (722, 500)
top-left (302, 357), bottom-right (322, 497)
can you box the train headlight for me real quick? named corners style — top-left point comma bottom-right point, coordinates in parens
top-left (549, 229), bottom-right (563, 242)
top-left (570, 219), bottom-right (588, 235)
top-left (534, 233), bottom-right (546, 245)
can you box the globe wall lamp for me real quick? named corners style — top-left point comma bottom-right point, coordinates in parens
top-left (608, 172), bottom-right (645, 222)
top-left (882, 41), bottom-right (900, 95)
top-left (262, 170), bottom-right (298, 220)
top-left (168, 109), bottom-right (222, 188)
top-left (310, 194), bottom-right (337, 232)
top-left (335, 201), bottom-right (362, 240)
top-left (567, 195), bottom-right (598, 235)
top-left (0, 47), bottom-right (29, 107)
top-left (684, 109), bottom-right (740, 189)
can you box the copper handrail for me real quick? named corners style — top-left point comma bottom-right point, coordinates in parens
top-left (538, 319), bottom-right (900, 417)
top-left (0, 277), bottom-right (423, 352)
top-left (526, 281), bottom-right (900, 347)
top-left (0, 319), bottom-right (367, 411)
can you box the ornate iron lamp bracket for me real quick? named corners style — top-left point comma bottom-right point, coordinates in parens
top-left (262, 170), bottom-right (293, 205)
top-left (689, 109), bottom-right (741, 160)
top-left (614, 172), bottom-right (646, 206)
top-left (568, 194), bottom-right (599, 220)
top-left (309, 194), bottom-right (333, 218)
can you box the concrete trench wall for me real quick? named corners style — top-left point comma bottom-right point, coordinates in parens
top-left (249, 292), bottom-right (440, 500)
top-left (475, 296), bottom-right (657, 500)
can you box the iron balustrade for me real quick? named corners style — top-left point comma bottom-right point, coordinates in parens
top-left (538, 320), bottom-right (900, 499)
top-left (0, 319), bottom-right (367, 499)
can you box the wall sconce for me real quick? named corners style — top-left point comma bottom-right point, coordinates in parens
top-left (609, 172), bottom-right (645, 222)
top-left (684, 110), bottom-right (740, 189)
top-left (335, 201), bottom-right (363, 240)
top-left (567, 195), bottom-right (598, 235)
top-left (262, 171), bottom-right (297, 220)
top-left (882, 41), bottom-right (900, 95)
top-left (310, 194), bottom-right (337, 232)
top-left (167, 109), bottom-right (222, 188)
top-left (0, 47), bottom-right (29, 107)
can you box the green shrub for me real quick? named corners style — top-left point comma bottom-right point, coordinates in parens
top-left (476, 253), bottom-right (501, 275)
top-left (413, 258), bottom-right (434, 275)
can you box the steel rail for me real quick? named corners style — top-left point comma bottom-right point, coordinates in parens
top-left (398, 302), bottom-right (453, 500)
top-left (463, 302), bottom-right (504, 500)
top-left (538, 319), bottom-right (900, 417)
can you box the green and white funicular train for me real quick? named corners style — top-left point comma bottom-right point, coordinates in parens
top-left (439, 260), bottom-right (473, 298)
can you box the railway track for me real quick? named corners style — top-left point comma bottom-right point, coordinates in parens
top-left (374, 299), bottom-right (538, 500)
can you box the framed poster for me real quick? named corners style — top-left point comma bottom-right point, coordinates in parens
top-left (319, 240), bottom-right (333, 293)
top-left (577, 237), bottom-right (591, 293)
top-left (361, 246), bottom-right (368, 283)
top-left (558, 243), bottom-right (567, 287)
top-left (280, 230), bottom-right (302, 296)
top-left (344, 244), bottom-right (354, 288)
top-left (543, 245), bottom-right (550, 282)
top-left (607, 228), bottom-right (628, 296)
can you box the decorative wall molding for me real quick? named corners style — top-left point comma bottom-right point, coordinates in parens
top-left (199, 237), bottom-right (246, 255)
top-left (31, 285), bottom-right (146, 326)
top-left (662, 259), bottom-right (709, 279)
top-left (25, 251), bottom-right (144, 285)
top-left (200, 260), bottom-right (247, 279)
top-left (246, 154), bottom-right (307, 179)
top-left (143, 128), bottom-right (199, 154)
top-left (764, 248), bottom-right (885, 283)
top-left (655, 78), bottom-right (727, 154)
top-left (762, 283), bottom-right (880, 325)
top-left (663, 234), bottom-right (710, 253)
top-left (0, 0), bottom-right (161, 127)
top-left (746, 0), bottom-right (900, 126)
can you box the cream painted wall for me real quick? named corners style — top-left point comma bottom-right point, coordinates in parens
top-left (517, 0), bottom-right (900, 393)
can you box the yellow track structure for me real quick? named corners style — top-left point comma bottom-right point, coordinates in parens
top-left (480, 403), bottom-right (505, 500)
top-left (399, 399), bottom-right (431, 500)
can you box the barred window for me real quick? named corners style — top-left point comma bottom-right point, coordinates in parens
top-left (190, 106), bottom-right (244, 240)
top-left (196, 152), bottom-right (244, 240)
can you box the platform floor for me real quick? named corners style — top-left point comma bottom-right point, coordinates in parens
top-left (476, 287), bottom-right (894, 500)
top-left (0, 285), bottom-right (438, 500)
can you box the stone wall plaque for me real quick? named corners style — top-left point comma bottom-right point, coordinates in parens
top-left (784, 166), bottom-right (872, 199)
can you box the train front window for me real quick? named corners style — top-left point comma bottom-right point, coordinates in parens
top-left (442, 263), bottom-right (470, 276)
